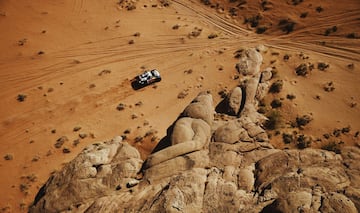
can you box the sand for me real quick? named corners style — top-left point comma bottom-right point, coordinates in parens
top-left (0, 0), bottom-right (359, 211)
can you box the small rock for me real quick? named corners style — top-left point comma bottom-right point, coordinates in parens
top-left (79, 133), bottom-right (87, 139)
top-left (73, 126), bottom-right (82, 132)
top-left (126, 179), bottom-right (139, 188)
top-left (62, 148), bottom-right (71, 154)
top-left (55, 136), bottom-right (68, 148)
top-left (117, 103), bottom-right (126, 111)
top-left (4, 154), bottom-right (13, 160)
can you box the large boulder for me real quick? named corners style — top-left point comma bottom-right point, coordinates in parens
top-left (30, 48), bottom-right (360, 213)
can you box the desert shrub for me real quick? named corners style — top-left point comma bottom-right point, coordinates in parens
top-left (160, 0), bottom-right (171, 7)
top-left (321, 141), bottom-right (341, 154)
top-left (290, 0), bottom-right (303, 5)
top-left (333, 129), bottom-right (342, 137)
top-left (317, 62), bottom-right (329, 71)
top-left (294, 115), bottom-right (312, 128)
top-left (270, 99), bottom-right (282, 108)
top-left (342, 126), bottom-right (351, 133)
top-left (347, 33), bottom-right (357, 39)
top-left (286, 94), bottom-right (296, 100)
top-left (282, 133), bottom-right (294, 144)
top-left (295, 63), bottom-right (309, 76)
top-left (300, 12), bottom-right (308, 18)
top-left (256, 26), bottom-right (267, 34)
top-left (278, 19), bottom-right (296, 34)
top-left (316, 6), bottom-right (323, 13)
top-left (201, 0), bottom-right (211, 5)
top-left (244, 15), bottom-right (262, 28)
top-left (269, 80), bottom-right (283, 93)
top-left (324, 26), bottom-right (337, 36)
top-left (229, 7), bottom-right (238, 16)
top-left (17, 94), bottom-right (27, 102)
top-left (296, 134), bottom-right (311, 149)
top-left (264, 110), bottom-right (282, 130)
top-left (323, 81), bottom-right (335, 92)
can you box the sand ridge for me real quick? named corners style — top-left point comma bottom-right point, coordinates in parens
top-left (0, 0), bottom-right (359, 211)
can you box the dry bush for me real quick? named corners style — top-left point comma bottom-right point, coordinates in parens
top-left (17, 94), bottom-right (27, 102)
top-left (317, 62), bottom-right (329, 71)
top-left (293, 115), bottom-right (312, 128)
top-left (278, 19), bottom-right (296, 34)
top-left (256, 26), bottom-right (267, 34)
top-left (295, 63), bottom-right (309, 76)
top-left (244, 15), bottom-right (262, 28)
top-left (296, 134), bottom-right (312, 149)
top-left (264, 110), bottom-right (282, 130)
top-left (270, 99), bottom-right (282, 108)
top-left (269, 80), bottom-right (283, 93)
top-left (321, 141), bottom-right (341, 154)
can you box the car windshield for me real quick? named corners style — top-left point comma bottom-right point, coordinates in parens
top-left (140, 72), bottom-right (151, 78)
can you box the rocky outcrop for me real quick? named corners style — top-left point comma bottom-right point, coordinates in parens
top-left (30, 48), bottom-right (360, 213)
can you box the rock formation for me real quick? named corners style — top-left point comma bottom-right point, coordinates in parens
top-left (30, 48), bottom-right (360, 213)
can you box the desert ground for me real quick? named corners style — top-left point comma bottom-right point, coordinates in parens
top-left (0, 0), bottom-right (359, 211)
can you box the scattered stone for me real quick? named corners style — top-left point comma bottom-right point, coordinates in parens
top-left (131, 114), bottom-right (138, 119)
top-left (79, 133), bottom-right (88, 139)
top-left (4, 154), bottom-right (13, 160)
top-left (133, 32), bottom-right (141, 37)
top-left (73, 139), bottom-right (80, 147)
top-left (116, 103), bottom-right (126, 111)
top-left (62, 148), bottom-right (71, 154)
top-left (178, 90), bottom-right (189, 99)
top-left (73, 126), bottom-right (82, 132)
top-left (135, 101), bottom-right (143, 107)
top-left (55, 136), bottom-right (68, 148)
top-left (51, 129), bottom-right (56, 134)
top-left (98, 69), bottom-right (111, 76)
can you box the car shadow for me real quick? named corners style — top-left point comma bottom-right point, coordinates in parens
top-left (131, 80), bottom-right (143, 90)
